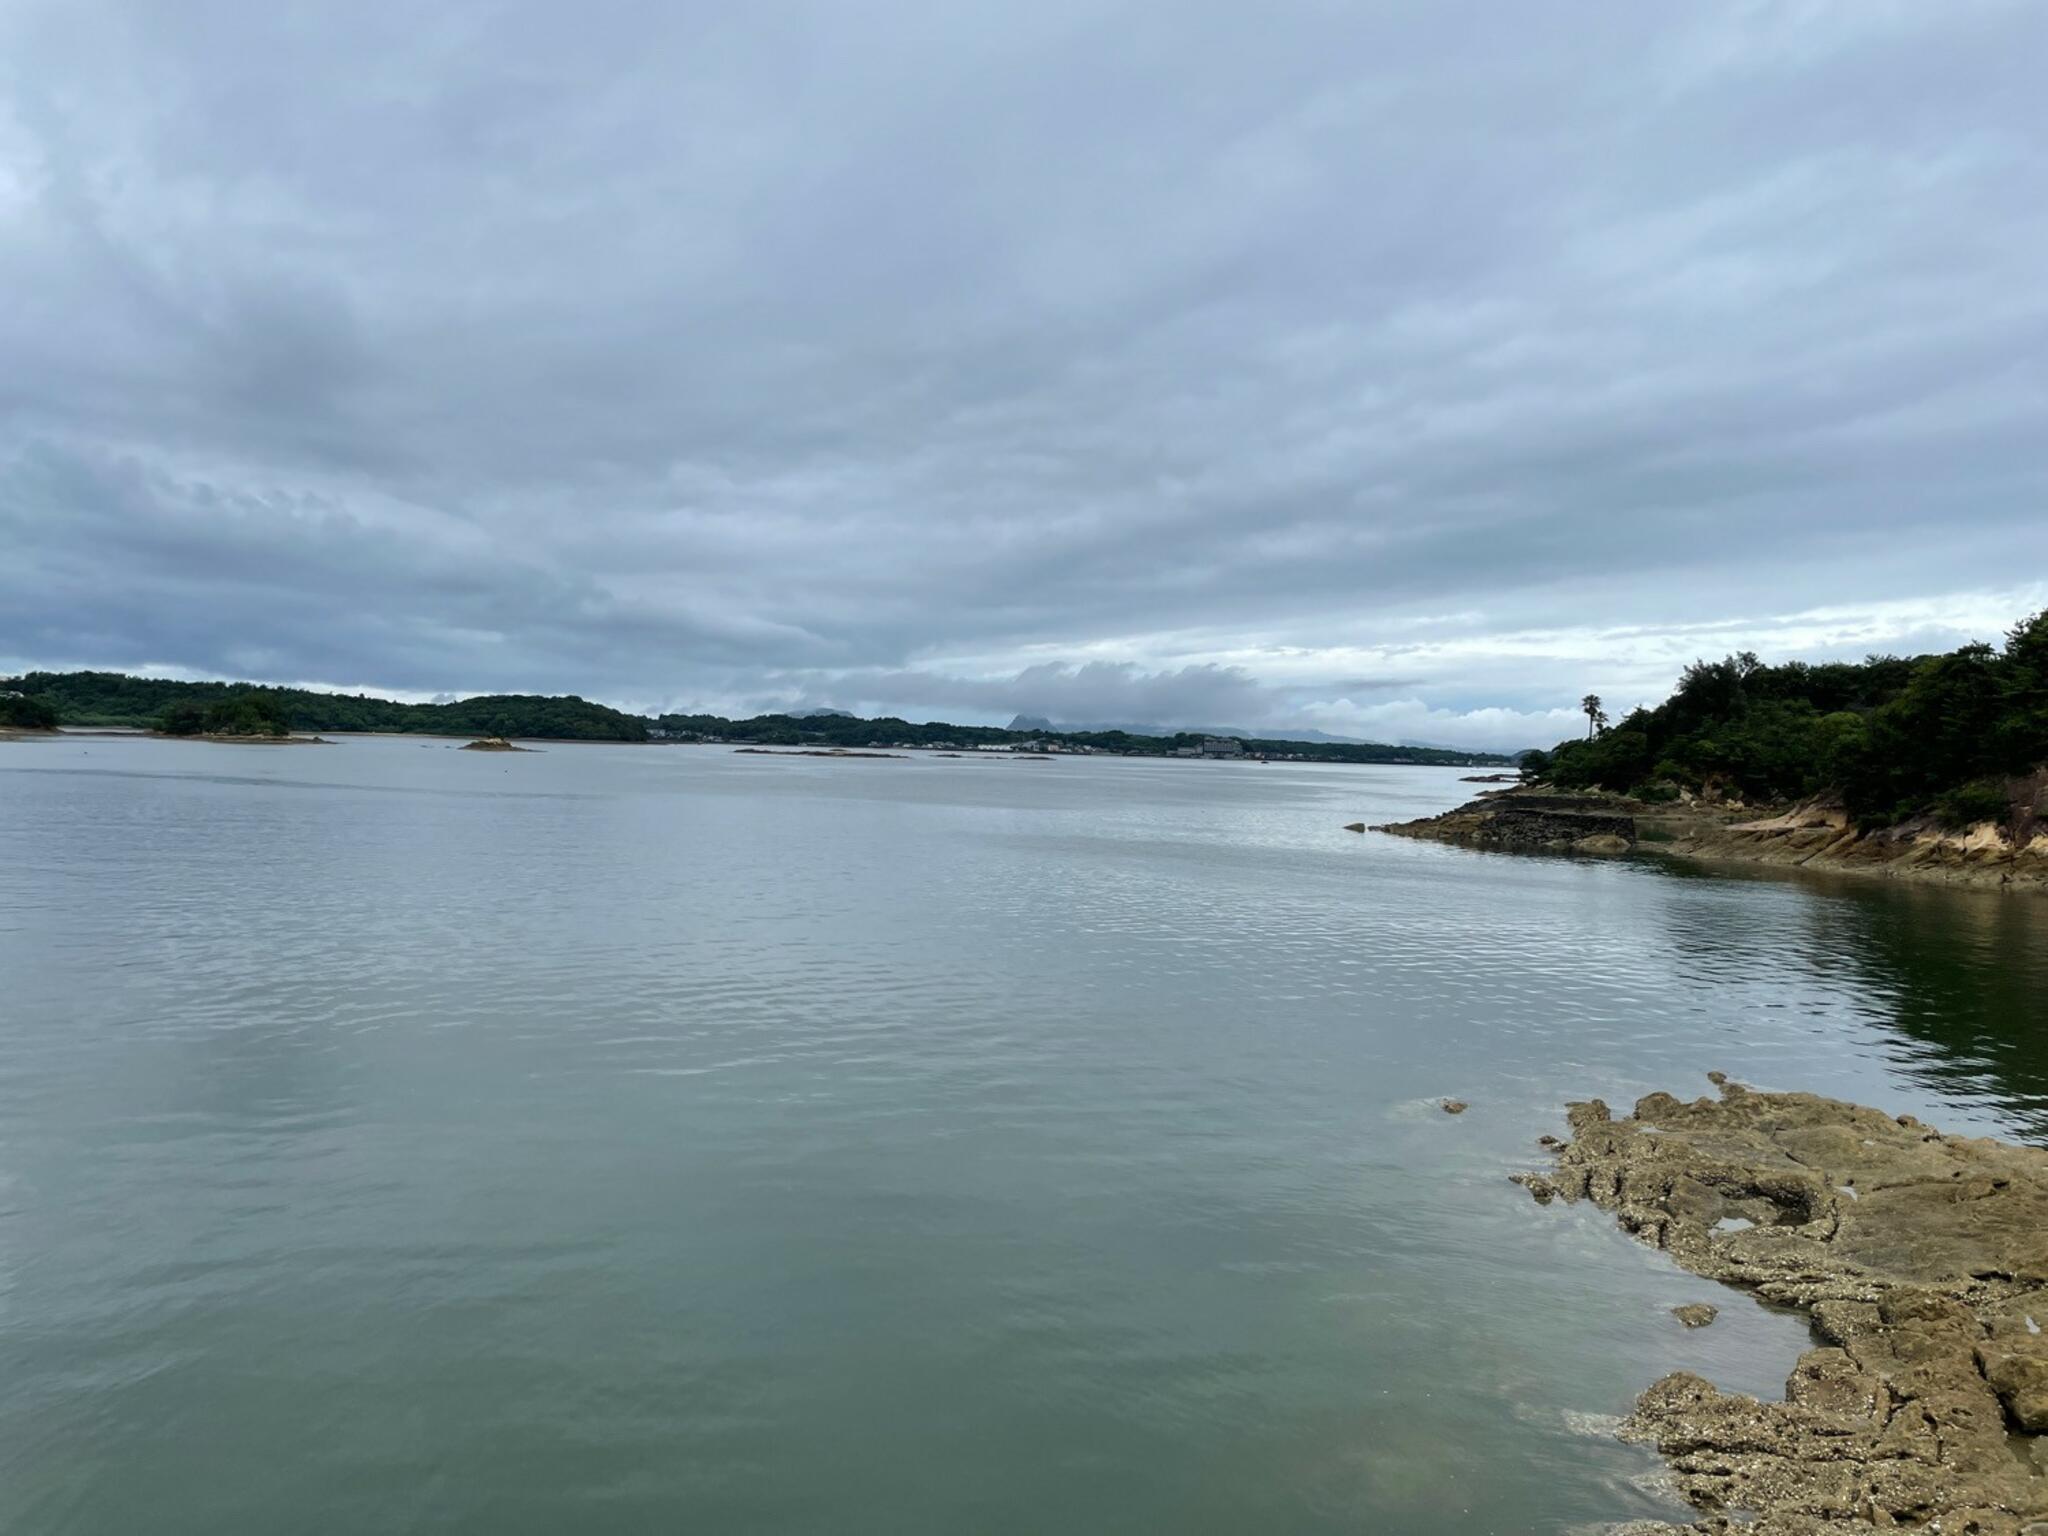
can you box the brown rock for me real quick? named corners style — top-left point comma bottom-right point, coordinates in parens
top-left (1573, 832), bottom-right (1632, 855)
top-left (1382, 785), bottom-right (2048, 893)
top-left (1375, 789), bottom-right (1637, 855)
top-left (1521, 1078), bottom-right (2048, 1532)
top-left (1671, 1303), bottom-right (1718, 1328)
top-left (1979, 1341), bottom-right (2048, 1432)
top-left (1441, 1099), bottom-right (1468, 1115)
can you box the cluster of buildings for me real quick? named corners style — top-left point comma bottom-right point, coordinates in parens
top-left (964, 739), bottom-right (1096, 754)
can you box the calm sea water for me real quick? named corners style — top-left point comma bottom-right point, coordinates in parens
top-left (3, 735), bottom-right (2045, 1535)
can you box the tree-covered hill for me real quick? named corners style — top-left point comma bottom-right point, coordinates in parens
top-left (8, 672), bottom-right (651, 741)
top-left (1533, 611), bottom-right (2048, 830)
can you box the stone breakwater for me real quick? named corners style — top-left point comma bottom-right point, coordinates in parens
top-left (1518, 1078), bottom-right (2048, 1534)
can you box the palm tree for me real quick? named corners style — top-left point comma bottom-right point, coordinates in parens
top-left (1581, 694), bottom-right (1607, 738)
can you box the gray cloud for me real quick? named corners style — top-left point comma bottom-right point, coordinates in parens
top-left (3, 0), bottom-right (2045, 748)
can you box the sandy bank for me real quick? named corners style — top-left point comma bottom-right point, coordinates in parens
top-left (1519, 1078), bottom-right (2047, 1533)
top-left (151, 732), bottom-right (334, 745)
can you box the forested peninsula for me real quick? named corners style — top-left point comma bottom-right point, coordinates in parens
top-left (0, 670), bottom-right (1511, 764)
top-left (1379, 611), bottom-right (2048, 890)
top-left (1531, 609), bottom-right (2048, 830)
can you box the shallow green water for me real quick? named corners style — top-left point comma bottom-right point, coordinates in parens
top-left (3, 736), bottom-right (2044, 1534)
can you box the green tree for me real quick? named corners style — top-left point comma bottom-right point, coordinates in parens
top-left (1541, 611), bottom-right (2048, 828)
top-left (0, 692), bottom-right (60, 729)
top-left (156, 700), bottom-right (208, 735)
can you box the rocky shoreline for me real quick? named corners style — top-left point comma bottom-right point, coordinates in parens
top-left (1520, 1078), bottom-right (2047, 1533)
top-left (1373, 787), bottom-right (2048, 894)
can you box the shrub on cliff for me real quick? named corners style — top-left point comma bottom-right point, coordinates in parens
top-left (1934, 780), bottom-right (2011, 830)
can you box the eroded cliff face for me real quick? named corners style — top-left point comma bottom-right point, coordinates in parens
top-left (1371, 788), bottom-right (2048, 894)
top-left (1520, 1079), bottom-right (2048, 1534)
top-left (1643, 802), bottom-right (2048, 894)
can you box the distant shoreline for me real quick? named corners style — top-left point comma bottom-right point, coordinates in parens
top-left (9, 726), bottom-right (1510, 771)
top-left (17, 726), bottom-right (333, 745)
top-left (6, 671), bottom-right (1523, 767)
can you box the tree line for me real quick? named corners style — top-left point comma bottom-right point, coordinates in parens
top-left (654, 710), bottom-right (1513, 765)
top-left (1531, 610), bottom-right (2048, 831)
top-left (6, 672), bottom-right (652, 741)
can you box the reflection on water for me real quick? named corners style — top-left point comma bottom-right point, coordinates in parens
top-left (1821, 884), bottom-right (2048, 1138)
top-left (0, 737), bottom-right (2041, 1536)
top-left (1648, 859), bottom-right (2048, 1140)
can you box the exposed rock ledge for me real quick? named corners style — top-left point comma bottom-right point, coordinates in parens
top-left (1373, 787), bottom-right (2048, 893)
top-left (1519, 1079), bottom-right (2048, 1534)
top-left (1372, 789), bottom-right (1639, 856)
top-left (1641, 800), bottom-right (2047, 895)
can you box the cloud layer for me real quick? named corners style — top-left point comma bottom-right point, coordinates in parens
top-left (4, 1), bottom-right (2044, 747)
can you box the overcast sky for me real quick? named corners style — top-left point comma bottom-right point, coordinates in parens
top-left (3, 1), bottom-right (2043, 747)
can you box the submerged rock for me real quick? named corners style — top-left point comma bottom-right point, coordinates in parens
top-left (1523, 1078), bottom-right (2048, 1532)
top-left (1671, 1303), bottom-right (1718, 1328)
top-left (1442, 1099), bottom-right (1469, 1115)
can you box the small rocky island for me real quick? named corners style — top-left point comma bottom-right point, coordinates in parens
top-left (1520, 1077), bottom-right (2047, 1533)
top-left (460, 736), bottom-right (531, 752)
